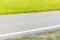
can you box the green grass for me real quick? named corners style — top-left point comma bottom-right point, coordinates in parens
top-left (0, 0), bottom-right (60, 14)
top-left (6, 29), bottom-right (60, 40)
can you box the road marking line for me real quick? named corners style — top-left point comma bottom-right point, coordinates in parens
top-left (0, 25), bottom-right (60, 37)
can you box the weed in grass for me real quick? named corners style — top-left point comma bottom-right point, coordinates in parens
top-left (46, 37), bottom-right (54, 40)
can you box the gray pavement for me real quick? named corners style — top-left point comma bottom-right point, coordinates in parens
top-left (0, 11), bottom-right (60, 34)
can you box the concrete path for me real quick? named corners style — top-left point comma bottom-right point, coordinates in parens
top-left (0, 11), bottom-right (60, 35)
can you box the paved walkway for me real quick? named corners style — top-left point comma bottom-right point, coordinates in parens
top-left (0, 11), bottom-right (60, 34)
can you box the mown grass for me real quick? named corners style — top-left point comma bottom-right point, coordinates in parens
top-left (0, 0), bottom-right (60, 14)
top-left (6, 29), bottom-right (60, 40)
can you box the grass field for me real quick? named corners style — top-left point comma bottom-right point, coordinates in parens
top-left (0, 0), bottom-right (60, 14)
top-left (6, 29), bottom-right (60, 40)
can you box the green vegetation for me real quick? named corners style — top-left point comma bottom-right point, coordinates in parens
top-left (0, 0), bottom-right (60, 14)
top-left (6, 30), bottom-right (60, 40)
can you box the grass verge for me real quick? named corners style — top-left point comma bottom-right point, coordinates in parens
top-left (0, 0), bottom-right (60, 14)
top-left (6, 29), bottom-right (60, 40)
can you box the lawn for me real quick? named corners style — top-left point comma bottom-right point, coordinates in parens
top-left (0, 0), bottom-right (60, 14)
top-left (6, 29), bottom-right (60, 40)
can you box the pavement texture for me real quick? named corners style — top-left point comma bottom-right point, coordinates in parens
top-left (0, 11), bottom-right (60, 35)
